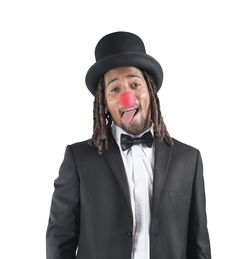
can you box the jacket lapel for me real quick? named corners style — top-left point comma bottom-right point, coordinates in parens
top-left (102, 131), bottom-right (174, 229)
top-left (103, 134), bottom-right (132, 216)
top-left (151, 138), bottom-right (174, 221)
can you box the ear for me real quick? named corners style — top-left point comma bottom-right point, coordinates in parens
top-left (105, 106), bottom-right (108, 113)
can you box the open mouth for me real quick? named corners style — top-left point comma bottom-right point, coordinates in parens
top-left (121, 107), bottom-right (139, 116)
top-left (120, 107), bottom-right (139, 124)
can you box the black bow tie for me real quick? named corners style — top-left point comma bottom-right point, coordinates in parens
top-left (120, 131), bottom-right (154, 151)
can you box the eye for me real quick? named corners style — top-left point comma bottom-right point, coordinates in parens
top-left (111, 86), bottom-right (120, 93)
top-left (131, 82), bottom-right (140, 89)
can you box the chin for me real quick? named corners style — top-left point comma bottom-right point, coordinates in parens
top-left (121, 117), bottom-right (148, 136)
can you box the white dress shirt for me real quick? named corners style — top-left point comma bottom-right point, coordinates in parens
top-left (111, 123), bottom-right (155, 259)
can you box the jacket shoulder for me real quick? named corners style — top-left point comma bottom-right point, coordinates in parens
top-left (172, 137), bottom-right (198, 151)
top-left (69, 138), bottom-right (92, 148)
top-left (67, 139), bottom-right (100, 158)
top-left (171, 137), bottom-right (200, 158)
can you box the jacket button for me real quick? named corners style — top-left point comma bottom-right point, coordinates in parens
top-left (126, 231), bottom-right (133, 237)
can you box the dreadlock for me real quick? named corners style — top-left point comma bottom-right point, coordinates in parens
top-left (143, 71), bottom-right (173, 145)
top-left (88, 71), bottom-right (173, 154)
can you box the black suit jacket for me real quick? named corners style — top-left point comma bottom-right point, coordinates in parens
top-left (46, 134), bottom-right (211, 259)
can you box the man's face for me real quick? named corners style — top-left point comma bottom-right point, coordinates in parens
top-left (104, 66), bottom-right (151, 135)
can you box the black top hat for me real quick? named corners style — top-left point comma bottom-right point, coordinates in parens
top-left (85, 31), bottom-right (163, 96)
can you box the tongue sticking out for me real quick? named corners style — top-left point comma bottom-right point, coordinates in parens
top-left (122, 109), bottom-right (137, 124)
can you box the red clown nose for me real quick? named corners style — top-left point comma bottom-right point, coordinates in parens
top-left (118, 92), bottom-right (136, 108)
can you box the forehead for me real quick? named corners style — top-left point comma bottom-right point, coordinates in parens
top-left (104, 66), bottom-right (144, 84)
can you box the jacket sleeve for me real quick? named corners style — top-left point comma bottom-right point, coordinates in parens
top-left (187, 150), bottom-right (212, 259)
top-left (46, 145), bottom-right (80, 259)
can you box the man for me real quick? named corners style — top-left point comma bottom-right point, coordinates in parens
top-left (46, 31), bottom-right (211, 259)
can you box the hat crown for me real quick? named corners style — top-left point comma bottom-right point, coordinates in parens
top-left (95, 31), bottom-right (146, 61)
top-left (85, 31), bottom-right (163, 95)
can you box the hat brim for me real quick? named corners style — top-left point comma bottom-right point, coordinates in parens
top-left (85, 52), bottom-right (163, 96)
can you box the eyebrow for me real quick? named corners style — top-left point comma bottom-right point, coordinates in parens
top-left (106, 77), bottom-right (119, 87)
top-left (106, 74), bottom-right (143, 87)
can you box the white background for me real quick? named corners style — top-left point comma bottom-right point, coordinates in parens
top-left (0, 0), bottom-right (249, 258)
